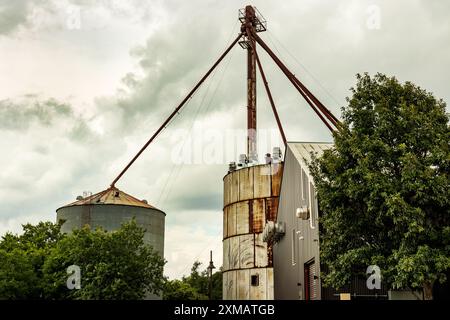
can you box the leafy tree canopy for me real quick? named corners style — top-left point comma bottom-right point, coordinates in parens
top-left (0, 219), bottom-right (166, 299)
top-left (163, 261), bottom-right (222, 300)
top-left (310, 73), bottom-right (450, 299)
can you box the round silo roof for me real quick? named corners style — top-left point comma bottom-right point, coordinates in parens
top-left (57, 187), bottom-right (163, 213)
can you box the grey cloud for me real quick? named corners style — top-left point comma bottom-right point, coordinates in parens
top-left (0, 97), bottom-right (71, 129)
top-left (68, 119), bottom-right (92, 142)
top-left (0, 0), bottom-right (29, 35)
top-left (163, 185), bottom-right (222, 212)
top-left (0, 96), bottom-right (96, 143)
top-left (0, 0), bottom-right (162, 35)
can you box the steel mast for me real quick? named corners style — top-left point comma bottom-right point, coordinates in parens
top-left (239, 6), bottom-right (267, 162)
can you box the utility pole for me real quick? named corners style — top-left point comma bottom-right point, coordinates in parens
top-left (207, 250), bottom-right (215, 300)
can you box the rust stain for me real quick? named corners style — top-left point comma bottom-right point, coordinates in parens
top-left (265, 197), bottom-right (279, 222)
top-left (252, 198), bottom-right (265, 233)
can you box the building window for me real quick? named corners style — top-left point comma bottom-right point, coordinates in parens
top-left (251, 274), bottom-right (259, 286)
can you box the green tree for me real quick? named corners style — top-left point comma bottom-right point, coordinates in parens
top-left (163, 261), bottom-right (222, 300)
top-left (163, 279), bottom-right (207, 300)
top-left (0, 221), bottom-right (64, 299)
top-left (0, 219), bottom-right (165, 300)
top-left (310, 73), bottom-right (450, 300)
top-left (43, 219), bottom-right (166, 299)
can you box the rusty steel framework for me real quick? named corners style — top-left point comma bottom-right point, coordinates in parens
top-left (110, 5), bottom-right (341, 188)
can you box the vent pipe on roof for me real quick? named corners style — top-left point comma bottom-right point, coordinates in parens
top-left (272, 147), bottom-right (282, 162)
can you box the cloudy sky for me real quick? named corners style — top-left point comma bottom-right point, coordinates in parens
top-left (0, 0), bottom-right (449, 279)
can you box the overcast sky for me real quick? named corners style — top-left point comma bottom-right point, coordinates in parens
top-left (0, 0), bottom-right (449, 279)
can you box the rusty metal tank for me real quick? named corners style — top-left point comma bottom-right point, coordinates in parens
top-left (222, 161), bottom-right (283, 300)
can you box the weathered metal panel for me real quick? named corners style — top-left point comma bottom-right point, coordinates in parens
top-left (239, 167), bottom-right (254, 201)
top-left (253, 165), bottom-right (271, 198)
top-left (231, 171), bottom-right (239, 204)
top-left (224, 271), bottom-right (237, 300)
top-left (227, 204), bottom-right (237, 237)
top-left (236, 202), bottom-right (249, 235)
top-left (239, 234), bottom-right (254, 269)
top-left (223, 174), bottom-right (231, 206)
top-left (229, 236), bottom-right (240, 269)
top-left (271, 163), bottom-right (283, 197)
top-left (265, 197), bottom-right (279, 222)
top-left (249, 268), bottom-right (267, 300)
top-left (255, 233), bottom-right (268, 267)
top-left (223, 238), bottom-right (230, 270)
top-left (228, 271), bottom-right (237, 300)
top-left (223, 271), bottom-right (228, 300)
top-left (252, 198), bottom-right (265, 233)
top-left (237, 269), bottom-right (250, 299)
top-left (223, 205), bottom-right (228, 238)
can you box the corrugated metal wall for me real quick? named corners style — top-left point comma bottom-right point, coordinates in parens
top-left (223, 163), bottom-right (283, 300)
top-left (273, 143), bottom-right (326, 300)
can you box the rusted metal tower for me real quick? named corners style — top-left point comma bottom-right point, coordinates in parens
top-left (239, 6), bottom-right (267, 162)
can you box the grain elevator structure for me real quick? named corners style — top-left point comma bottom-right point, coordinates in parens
top-left (222, 6), bottom-right (284, 300)
top-left (221, 5), bottom-right (340, 300)
top-left (52, 4), bottom-right (341, 301)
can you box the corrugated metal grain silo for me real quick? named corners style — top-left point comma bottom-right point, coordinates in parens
top-left (56, 187), bottom-right (165, 255)
top-left (222, 159), bottom-right (283, 300)
top-left (56, 186), bottom-right (165, 299)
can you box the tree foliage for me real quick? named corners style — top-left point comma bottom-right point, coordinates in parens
top-left (0, 221), bottom-right (63, 299)
top-left (309, 73), bottom-right (450, 299)
top-left (0, 219), bottom-right (165, 299)
top-left (163, 261), bottom-right (222, 300)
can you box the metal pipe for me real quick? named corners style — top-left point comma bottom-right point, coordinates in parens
top-left (110, 33), bottom-right (243, 187)
top-left (251, 31), bottom-right (339, 131)
top-left (292, 77), bottom-right (340, 126)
